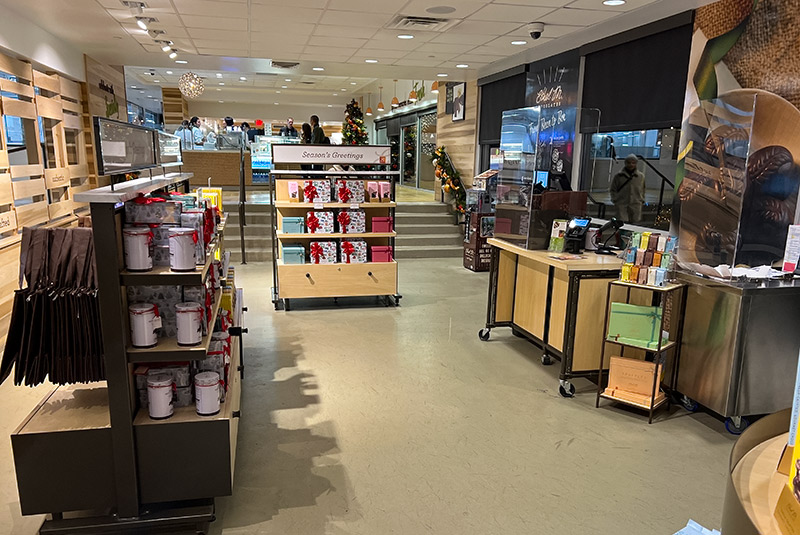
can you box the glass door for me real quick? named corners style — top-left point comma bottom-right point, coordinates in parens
top-left (401, 124), bottom-right (417, 187)
top-left (417, 112), bottom-right (437, 191)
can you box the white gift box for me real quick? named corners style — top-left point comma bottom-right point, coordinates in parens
top-left (339, 239), bottom-right (367, 264)
top-left (310, 241), bottom-right (337, 264)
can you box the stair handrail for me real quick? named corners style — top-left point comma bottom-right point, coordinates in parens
top-left (636, 154), bottom-right (673, 223)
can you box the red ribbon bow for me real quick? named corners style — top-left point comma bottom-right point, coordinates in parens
top-left (304, 183), bottom-right (318, 202)
top-left (310, 243), bottom-right (323, 264)
top-left (133, 193), bottom-right (166, 204)
top-left (307, 213), bottom-right (320, 233)
top-left (338, 186), bottom-right (352, 203)
top-left (192, 231), bottom-right (199, 244)
top-left (337, 212), bottom-right (351, 234)
top-left (342, 241), bottom-right (355, 264)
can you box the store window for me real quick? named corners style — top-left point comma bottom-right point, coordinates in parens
top-left (402, 124), bottom-right (416, 187)
top-left (417, 112), bottom-right (436, 191)
top-left (4, 116), bottom-right (40, 166)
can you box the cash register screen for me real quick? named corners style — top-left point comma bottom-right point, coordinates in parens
top-left (535, 170), bottom-right (549, 187)
top-left (571, 218), bottom-right (590, 228)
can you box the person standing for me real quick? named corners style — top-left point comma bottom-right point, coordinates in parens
top-left (176, 120), bottom-right (193, 150)
top-left (189, 116), bottom-right (205, 148)
top-left (610, 154), bottom-right (645, 223)
top-left (280, 117), bottom-right (298, 137)
top-left (300, 123), bottom-right (313, 174)
top-left (310, 115), bottom-right (325, 144)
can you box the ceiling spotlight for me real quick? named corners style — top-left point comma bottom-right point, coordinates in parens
top-left (281, 85), bottom-right (287, 88)
top-left (437, 73), bottom-right (448, 77)
top-left (219, 82), bottom-right (224, 85)
top-left (603, 0), bottom-right (626, 4)
top-left (350, 82), bottom-right (357, 85)
top-left (456, 64), bottom-right (469, 68)
top-left (240, 76), bottom-right (246, 81)
top-left (216, 73), bottom-right (222, 78)
top-left (285, 78), bottom-right (291, 82)
top-left (274, 102), bottom-right (279, 105)
top-left (165, 70), bottom-right (173, 74)
top-left (365, 59), bottom-right (378, 63)
top-left (511, 40), bottom-right (527, 45)
top-left (161, 43), bottom-right (171, 52)
top-left (313, 67), bottom-right (324, 71)
top-left (175, 60), bottom-right (187, 64)
top-left (398, 34), bottom-right (414, 39)
top-left (136, 17), bottom-right (148, 30)
top-left (129, 2), bottom-right (144, 16)
top-left (168, 50), bottom-right (177, 59)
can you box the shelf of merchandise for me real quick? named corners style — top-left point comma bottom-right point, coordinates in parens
top-left (12, 171), bottom-right (245, 530)
top-left (120, 238), bottom-right (220, 286)
top-left (276, 232), bottom-right (396, 239)
top-left (127, 291), bottom-right (222, 362)
top-left (269, 148), bottom-right (401, 310)
top-left (595, 279), bottom-right (687, 424)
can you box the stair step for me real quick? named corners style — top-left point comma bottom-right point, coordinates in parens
top-left (396, 223), bottom-right (461, 235)
top-left (395, 213), bottom-right (455, 225)
top-left (226, 214), bottom-right (273, 225)
top-left (395, 202), bottom-right (449, 214)
top-left (230, 249), bottom-right (273, 263)
top-left (395, 234), bottom-right (464, 246)
top-left (395, 244), bottom-right (463, 259)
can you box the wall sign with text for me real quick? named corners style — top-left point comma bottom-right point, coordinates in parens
top-left (272, 144), bottom-right (391, 165)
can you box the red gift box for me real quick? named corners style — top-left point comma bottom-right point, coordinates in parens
top-left (371, 245), bottom-right (393, 262)
top-left (372, 217), bottom-right (393, 233)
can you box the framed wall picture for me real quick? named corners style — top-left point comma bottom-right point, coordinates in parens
top-left (445, 83), bottom-right (454, 114)
top-left (452, 82), bottom-right (466, 122)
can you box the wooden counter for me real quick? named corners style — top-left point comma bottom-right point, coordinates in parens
top-left (483, 239), bottom-right (623, 396)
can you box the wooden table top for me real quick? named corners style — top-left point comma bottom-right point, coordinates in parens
top-left (488, 238), bottom-right (624, 272)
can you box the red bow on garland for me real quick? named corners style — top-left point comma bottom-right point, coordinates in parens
top-left (338, 186), bottom-right (352, 203)
top-left (307, 213), bottom-right (320, 233)
top-left (304, 184), bottom-right (318, 202)
top-left (337, 212), bottom-right (351, 234)
top-left (341, 241), bottom-right (354, 264)
top-left (133, 193), bottom-right (166, 204)
top-left (310, 243), bottom-right (323, 264)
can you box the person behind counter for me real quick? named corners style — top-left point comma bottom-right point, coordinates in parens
top-left (300, 122), bottom-right (313, 174)
top-left (610, 154), bottom-right (645, 223)
top-left (310, 115), bottom-right (325, 144)
top-left (176, 120), bottom-right (193, 150)
top-left (280, 117), bottom-right (298, 137)
top-left (188, 117), bottom-right (205, 149)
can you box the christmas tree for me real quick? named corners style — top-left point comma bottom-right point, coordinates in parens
top-left (342, 99), bottom-right (368, 145)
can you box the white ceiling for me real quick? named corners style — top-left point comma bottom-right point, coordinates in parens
top-left (0, 0), bottom-right (709, 110)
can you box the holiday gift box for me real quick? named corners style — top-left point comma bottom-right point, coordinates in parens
top-left (144, 224), bottom-right (179, 246)
top-left (288, 181), bottom-right (300, 202)
top-left (199, 187), bottom-right (223, 211)
top-left (170, 193), bottom-right (197, 210)
top-left (282, 216), bottom-right (305, 234)
top-left (335, 180), bottom-right (366, 203)
top-left (337, 209), bottom-right (366, 234)
top-left (379, 181), bottom-right (391, 202)
top-left (372, 216), bottom-right (393, 233)
top-left (306, 210), bottom-right (334, 234)
top-left (339, 239), bottom-right (367, 263)
top-left (371, 245), bottom-right (393, 262)
top-left (127, 285), bottom-right (182, 338)
top-left (309, 241), bottom-right (337, 264)
top-left (303, 180), bottom-right (331, 203)
top-left (125, 198), bottom-right (182, 224)
top-left (153, 245), bottom-right (170, 266)
top-left (367, 181), bottom-right (380, 202)
top-left (181, 210), bottom-right (207, 264)
top-left (607, 302), bottom-right (664, 350)
top-left (282, 244), bottom-right (306, 264)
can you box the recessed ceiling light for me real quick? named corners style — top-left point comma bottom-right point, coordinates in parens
top-left (175, 60), bottom-right (187, 64)
top-left (603, 0), bottom-right (626, 4)
top-left (426, 5), bottom-right (456, 14)
top-left (168, 51), bottom-right (177, 59)
top-left (219, 82), bottom-right (224, 85)
top-left (328, 104), bottom-right (333, 107)
top-left (216, 88), bottom-right (221, 91)
top-left (285, 78), bottom-right (291, 82)
top-left (276, 90), bottom-right (281, 93)
top-left (397, 34), bottom-right (414, 39)
top-left (219, 100), bottom-right (224, 103)
top-left (437, 73), bottom-right (448, 77)
top-left (313, 67), bottom-right (324, 71)
top-left (152, 79), bottom-right (160, 83)
top-left (216, 73), bottom-right (222, 78)
top-left (274, 102), bottom-right (279, 105)
top-left (139, 90), bottom-right (145, 94)
top-left (281, 85), bottom-right (287, 88)
top-left (333, 93), bottom-right (338, 96)
top-left (350, 82), bottom-right (357, 85)
top-left (131, 85), bottom-right (138, 89)
top-left (511, 40), bottom-right (527, 45)
top-left (165, 70), bottom-right (172, 74)
top-left (456, 64), bottom-right (469, 68)
top-left (341, 88), bottom-right (346, 91)
top-left (365, 59), bottom-right (378, 63)
top-left (240, 76), bottom-right (246, 81)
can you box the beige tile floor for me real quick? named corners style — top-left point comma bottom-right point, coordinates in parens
top-left (0, 258), bottom-right (734, 534)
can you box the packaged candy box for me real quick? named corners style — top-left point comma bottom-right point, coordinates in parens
top-left (306, 211), bottom-right (334, 234)
top-left (337, 210), bottom-right (366, 234)
top-left (339, 239), bottom-right (367, 264)
top-left (303, 180), bottom-right (332, 203)
top-left (309, 241), bottom-right (337, 264)
top-left (335, 180), bottom-right (365, 203)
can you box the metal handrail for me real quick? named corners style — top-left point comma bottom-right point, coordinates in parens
top-left (636, 154), bottom-right (673, 223)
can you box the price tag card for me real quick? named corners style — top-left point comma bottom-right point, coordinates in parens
top-left (350, 203), bottom-right (360, 210)
top-left (313, 202), bottom-right (324, 210)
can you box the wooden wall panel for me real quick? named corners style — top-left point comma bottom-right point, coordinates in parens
top-left (36, 96), bottom-right (63, 120)
top-left (62, 100), bottom-right (82, 115)
top-left (436, 80), bottom-right (478, 199)
top-left (15, 202), bottom-right (49, 227)
top-left (0, 151), bottom-right (7, 169)
top-left (48, 199), bottom-right (73, 221)
top-left (85, 55), bottom-right (127, 122)
top-left (1, 98), bottom-right (37, 119)
top-left (0, 79), bottom-right (34, 99)
top-left (0, 174), bottom-right (14, 204)
top-left (10, 164), bottom-right (44, 180)
top-left (0, 209), bottom-right (18, 233)
top-left (45, 168), bottom-right (70, 189)
top-left (12, 177), bottom-right (45, 199)
top-left (59, 77), bottom-right (82, 101)
top-left (33, 71), bottom-right (61, 94)
top-left (0, 54), bottom-right (32, 81)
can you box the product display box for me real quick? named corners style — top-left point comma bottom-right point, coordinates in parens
top-left (367, 181), bottom-right (380, 202)
top-left (127, 285), bottom-right (182, 338)
top-left (306, 211), bottom-right (334, 234)
top-left (125, 200), bottom-right (182, 225)
top-left (372, 216), bottom-right (393, 233)
top-left (310, 241), bottom-right (337, 264)
top-left (180, 210), bottom-right (207, 265)
top-left (607, 303), bottom-right (664, 350)
top-left (335, 180), bottom-right (365, 203)
top-left (338, 210), bottom-right (366, 234)
top-left (303, 180), bottom-right (331, 203)
top-left (288, 181), bottom-right (300, 202)
top-left (282, 244), bottom-right (306, 264)
top-left (339, 239), bottom-right (367, 263)
top-left (463, 213), bottom-right (493, 272)
top-left (379, 182), bottom-right (391, 202)
top-left (282, 216), bottom-right (305, 234)
top-left (371, 245), bottom-right (393, 262)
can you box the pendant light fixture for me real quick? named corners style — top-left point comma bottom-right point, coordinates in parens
top-left (391, 79), bottom-right (400, 108)
top-left (366, 93), bottom-right (373, 116)
top-left (178, 72), bottom-right (204, 99)
top-left (377, 86), bottom-right (385, 112)
top-left (431, 81), bottom-right (439, 94)
top-left (409, 80), bottom-right (418, 103)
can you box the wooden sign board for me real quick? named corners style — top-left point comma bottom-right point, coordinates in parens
top-left (272, 144), bottom-right (391, 165)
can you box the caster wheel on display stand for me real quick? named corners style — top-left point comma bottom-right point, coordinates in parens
top-left (478, 328), bottom-right (491, 341)
top-left (559, 382), bottom-right (575, 398)
top-left (725, 417), bottom-right (749, 435)
top-left (681, 395), bottom-right (699, 413)
top-left (541, 354), bottom-right (553, 366)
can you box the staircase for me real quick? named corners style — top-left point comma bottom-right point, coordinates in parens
top-left (395, 202), bottom-right (463, 258)
top-left (224, 203), bottom-right (273, 263)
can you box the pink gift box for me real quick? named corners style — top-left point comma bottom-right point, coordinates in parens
top-left (288, 181), bottom-right (300, 201)
top-left (367, 181), bottom-right (380, 202)
top-left (372, 217), bottom-right (393, 233)
top-left (371, 245), bottom-right (393, 262)
top-left (379, 182), bottom-right (391, 202)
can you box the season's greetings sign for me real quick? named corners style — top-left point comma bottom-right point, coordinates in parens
top-left (272, 144), bottom-right (391, 165)
top-left (525, 49), bottom-right (580, 177)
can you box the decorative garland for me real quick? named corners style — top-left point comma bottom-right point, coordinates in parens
top-left (432, 146), bottom-right (466, 214)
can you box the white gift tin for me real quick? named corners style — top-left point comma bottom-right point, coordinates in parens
top-left (195, 371), bottom-right (221, 416)
top-left (147, 373), bottom-right (174, 419)
top-left (123, 227), bottom-right (153, 271)
top-left (168, 228), bottom-right (198, 272)
top-left (128, 303), bottom-right (161, 348)
top-left (175, 301), bottom-right (204, 346)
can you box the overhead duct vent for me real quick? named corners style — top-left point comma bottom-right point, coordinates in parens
top-left (271, 61), bottom-right (300, 69)
top-left (387, 15), bottom-right (456, 32)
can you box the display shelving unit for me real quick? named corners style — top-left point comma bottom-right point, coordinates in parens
top-left (10, 166), bottom-right (245, 532)
top-left (269, 145), bottom-right (401, 310)
top-left (595, 280), bottom-right (686, 424)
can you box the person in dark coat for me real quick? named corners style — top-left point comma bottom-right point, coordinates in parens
top-left (610, 154), bottom-right (645, 223)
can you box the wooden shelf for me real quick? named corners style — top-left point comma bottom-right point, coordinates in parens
top-left (120, 238), bottom-right (220, 286)
top-left (73, 172), bottom-right (193, 204)
top-left (271, 170), bottom-right (398, 176)
top-left (494, 232), bottom-right (526, 240)
top-left (604, 338), bottom-right (677, 352)
top-left (600, 390), bottom-right (669, 411)
top-left (14, 382), bottom-right (110, 434)
top-left (277, 232), bottom-right (395, 239)
top-left (275, 202), bottom-right (395, 209)
top-left (611, 280), bottom-right (685, 292)
top-left (276, 259), bottom-right (396, 267)
top-left (127, 291), bottom-right (222, 363)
